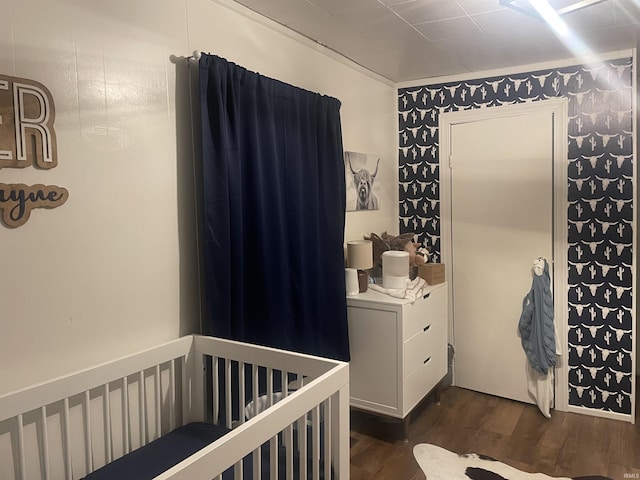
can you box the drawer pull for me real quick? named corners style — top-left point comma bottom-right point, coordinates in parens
top-left (423, 324), bottom-right (431, 332)
top-left (423, 356), bottom-right (431, 364)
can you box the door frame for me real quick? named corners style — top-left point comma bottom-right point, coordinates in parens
top-left (439, 98), bottom-right (569, 412)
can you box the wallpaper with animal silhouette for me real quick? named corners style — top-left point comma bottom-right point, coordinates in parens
top-left (398, 57), bottom-right (634, 416)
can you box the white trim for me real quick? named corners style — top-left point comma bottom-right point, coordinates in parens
top-left (631, 47), bottom-right (637, 425)
top-left (209, 0), bottom-right (395, 88)
top-left (439, 98), bottom-right (569, 413)
top-left (397, 49), bottom-right (635, 88)
top-left (567, 404), bottom-right (634, 423)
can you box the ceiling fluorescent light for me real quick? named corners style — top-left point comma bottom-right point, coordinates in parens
top-left (500, 0), bottom-right (607, 18)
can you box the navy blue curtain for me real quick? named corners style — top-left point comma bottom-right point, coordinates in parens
top-left (199, 54), bottom-right (349, 361)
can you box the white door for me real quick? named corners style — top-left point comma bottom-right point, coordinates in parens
top-left (448, 109), bottom-right (554, 404)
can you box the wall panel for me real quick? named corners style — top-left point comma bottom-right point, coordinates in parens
top-left (398, 56), bottom-right (635, 418)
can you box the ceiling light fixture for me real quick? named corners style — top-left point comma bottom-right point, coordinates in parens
top-left (500, 0), bottom-right (607, 18)
top-left (501, 0), bottom-right (598, 59)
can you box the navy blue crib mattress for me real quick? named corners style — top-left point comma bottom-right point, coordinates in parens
top-left (83, 421), bottom-right (323, 479)
top-left (82, 422), bottom-right (228, 479)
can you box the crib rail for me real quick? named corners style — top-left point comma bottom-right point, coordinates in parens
top-left (177, 335), bottom-right (350, 480)
top-left (0, 337), bottom-right (194, 480)
top-left (0, 337), bottom-right (193, 423)
top-left (160, 364), bottom-right (349, 480)
top-left (0, 335), bottom-right (350, 480)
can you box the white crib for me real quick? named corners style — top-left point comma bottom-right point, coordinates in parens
top-left (0, 335), bottom-right (349, 480)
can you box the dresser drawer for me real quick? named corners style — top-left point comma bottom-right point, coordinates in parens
top-left (404, 314), bottom-right (446, 377)
top-left (403, 337), bottom-right (447, 414)
top-left (403, 284), bottom-right (447, 341)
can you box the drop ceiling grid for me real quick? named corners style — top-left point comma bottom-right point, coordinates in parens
top-left (231, 0), bottom-right (640, 82)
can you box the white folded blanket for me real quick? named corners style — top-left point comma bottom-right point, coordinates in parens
top-left (369, 277), bottom-right (427, 303)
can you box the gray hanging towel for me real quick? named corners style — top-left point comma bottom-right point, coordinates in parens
top-left (518, 258), bottom-right (557, 375)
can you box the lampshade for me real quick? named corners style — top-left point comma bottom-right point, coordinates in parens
top-left (347, 240), bottom-right (373, 270)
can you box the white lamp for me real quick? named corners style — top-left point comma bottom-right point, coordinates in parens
top-left (347, 240), bottom-right (373, 292)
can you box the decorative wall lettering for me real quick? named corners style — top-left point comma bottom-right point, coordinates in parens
top-left (0, 74), bottom-right (67, 227)
top-left (0, 183), bottom-right (69, 228)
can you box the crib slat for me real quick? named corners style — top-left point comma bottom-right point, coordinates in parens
top-left (267, 368), bottom-right (276, 480)
top-left (298, 414), bottom-right (307, 479)
top-left (283, 370), bottom-right (293, 479)
top-left (210, 356), bottom-right (218, 425)
top-left (63, 398), bottom-right (72, 480)
top-left (282, 370), bottom-right (288, 397)
top-left (285, 423), bottom-right (294, 479)
top-left (252, 448), bottom-right (260, 480)
top-left (234, 459), bottom-right (243, 480)
top-left (234, 359), bottom-right (247, 480)
top-left (155, 364), bottom-right (161, 439)
top-left (225, 359), bottom-right (232, 429)
top-left (138, 371), bottom-right (146, 446)
top-left (180, 356), bottom-right (187, 428)
top-left (104, 383), bottom-right (112, 464)
top-left (40, 406), bottom-right (50, 479)
top-left (312, 405), bottom-right (320, 480)
top-left (123, 376), bottom-right (130, 454)
top-left (251, 364), bottom-right (258, 409)
top-left (269, 435), bottom-right (278, 480)
top-left (169, 359), bottom-right (176, 431)
top-left (323, 399), bottom-right (331, 479)
top-left (239, 362), bottom-right (245, 425)
top-left (267, 367), bottom-right (274, 407)
top-left (16, 414), bottom-right (26, 480)
top-left (84, 390), bottom-right (93, 474)
top-left (252, 365), bottom-right (260, 480)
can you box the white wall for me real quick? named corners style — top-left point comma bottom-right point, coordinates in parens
top-left (0, 0), bottom-right (397, 395)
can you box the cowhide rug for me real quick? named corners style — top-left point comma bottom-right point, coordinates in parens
top-left (413, 444), bottom-right (613, 480)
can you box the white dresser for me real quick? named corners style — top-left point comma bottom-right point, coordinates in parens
top-left (346, 282), bottom-right (448, 437)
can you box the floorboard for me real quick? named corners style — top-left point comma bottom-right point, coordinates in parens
top-left (349, 384), bottom-right (640, 479)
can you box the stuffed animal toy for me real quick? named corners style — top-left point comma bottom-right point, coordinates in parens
top-left (365, 232), bottom-right (430, 279)
top-left (416, 246), bottom-right (430, 265)
top-left (403, 240), bottom-right (429, 267)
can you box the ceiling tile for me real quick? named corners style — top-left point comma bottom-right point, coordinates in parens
top-left (308, 0), bottom-right (384, 17)
top-left (389, 0), bottom-right (468, 23)
top-left (234, 0), bottom-right (272, 6)
top-left (562, 1), bottom-right (617, 30)
top-left (472, 9), bottom-right (556, 45)
top-left (374, 48), bottom-right (468, 80)
top-left (580, 23), bottom-right (640, 52)
top-left (429, 25), bottom-right (497, 51)
top-left (340, 5), bottom-right (415, 38)
top-left (414, 16), bottom-right (487, 41)
top-left (497, 36), bottom-right (574, 65)
top-left (614, 0), bottom-right (640, 24)
top-left (454, 0), bottom-right (507, 15)
top-left (446, 46), bottom-right (519, 73)
top-left (234, 0), bottom-right (312, 26)
top-left (374, 25), bottom-right (432, 49)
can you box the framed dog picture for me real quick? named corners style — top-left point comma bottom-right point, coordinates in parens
top-left (344, 151), bottom-right (381, 212)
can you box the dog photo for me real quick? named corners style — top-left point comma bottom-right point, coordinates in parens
top-left (345, 151), bottom-right (381, 211)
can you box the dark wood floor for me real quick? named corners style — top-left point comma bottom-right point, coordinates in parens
top-left (349, 384), bottom-right (640, 480)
